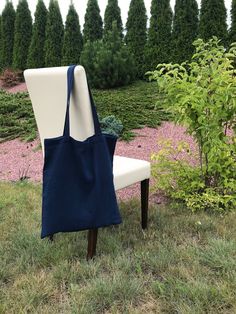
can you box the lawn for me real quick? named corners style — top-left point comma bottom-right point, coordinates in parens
top-left (0, 80), bottom-right (168, 142)
top-left (0, 181), bottom-right (236, 313)
top-left (1, 78), bottom-right (236, 313)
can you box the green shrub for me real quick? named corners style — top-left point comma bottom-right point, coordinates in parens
top-left (99, 115), bottom-right (123, 137)
top-left (0, 90), bottom-right (36, 142)
top-left (149, 37), bottom-right (236, 212)
top-left (151, 139), bottom-right (236, 212)
top-left (81, 22), bottom-right (135, 89)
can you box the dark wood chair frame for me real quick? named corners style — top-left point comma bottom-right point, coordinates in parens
top-left (49, 179), bottom-right (149, 260)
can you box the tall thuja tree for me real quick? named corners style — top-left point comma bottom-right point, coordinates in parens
top-left (1, 1), bottom-right (15, 68)
top-left (229, 0), bottom-right (236, 44)
top-left (0, 16), bottom-right (2, 70)
top-left (104, 0), bottom-right (123, 37)
top-left (27, 0), bottom-right (47, 68)
top-left (13, 0), bottom-right (32, 70)
top-left (44, 0), bottom-right (64, 67)
top-left (199, 0), bottom-right (227, 44)
top-left (125, 0), bottom-right (147, 78)
top-left (145, 0), bottom-right (172, 71)
top-left (172, 0), bottom-right (199, 63)
top-left (62, 4), bottom-right (83, 65)
top-left (83, 0), bottom-right (103, 42)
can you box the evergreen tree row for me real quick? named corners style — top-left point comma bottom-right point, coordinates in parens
top-left (0, 0), bottom-right (84, 71)
top-left (0, 0), bottom-right (235, 78)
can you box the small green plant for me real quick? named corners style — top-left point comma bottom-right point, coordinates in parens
top-left (151, 139), bottom-right (236, 212)
top-left (149, 37), bottom-right (236, 212)
top-left (99, 115), bottom-right (123, 137)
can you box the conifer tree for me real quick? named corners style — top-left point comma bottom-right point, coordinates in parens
top-left (83, 0), bottom-right (103, 42)
top-left (104, 0), bottom-right (123, 37)
top-left (145, 0), bottom-right (172, 70)
top-left (62, 4), bottom-right (83, 65)
top-left (44, 0), bottom-right (64, 67)
top-left (229, 0), bottom-right (236, 44)
top-left (81, 22), bottom-right (135, 88)
top-left (1, 1), bottom-right (15, 68)
top-left (172, 0), bottom-right (199, 63)
top-left (13, 0), bottom-right (32, 70)
top-left (199, 0), bottom-right (227, 44)
top-left (125, 0), bottom-right (147, 78)
top-left (27, 0), bottom-right (47, 68)
top-left (0, 16), bottom-right (2, 70)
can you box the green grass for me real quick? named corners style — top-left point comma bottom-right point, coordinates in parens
top-left (0, 81), bottom-right (167, 143)
top-left (1, 181), bottom-right (236, 313)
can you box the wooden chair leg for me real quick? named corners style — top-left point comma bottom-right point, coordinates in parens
top-left (141, 179), bottom-right (149, 229)
top-left (49, 234), bottom-right (54, 241)
top-left (87, 229), bottom-right (98, 260)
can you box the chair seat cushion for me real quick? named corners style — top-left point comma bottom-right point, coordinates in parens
top-left (113, 156), bottom-right (151, 190)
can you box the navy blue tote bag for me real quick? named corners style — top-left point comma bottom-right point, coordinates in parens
top-left (41, 65), bottom-right (122, 238)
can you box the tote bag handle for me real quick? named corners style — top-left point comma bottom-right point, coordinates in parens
top-left (63, 65), bottom-right (101, 137)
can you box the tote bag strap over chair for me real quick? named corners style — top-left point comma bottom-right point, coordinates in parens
top-left (64, 65), bottom-right (101, 138)
top-left (64, 66), bottom-right (117, 161)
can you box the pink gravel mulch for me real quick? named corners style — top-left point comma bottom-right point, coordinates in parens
top-left (0, 123), bottom-right (198, 201)
top-left (0, 81), bottom-right (28, 93)
top-left (7, 82), bottom-right (28, 94)
top-left (0, 82), bottom-right (198, 202)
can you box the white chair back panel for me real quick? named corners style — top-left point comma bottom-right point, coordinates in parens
top-left (24, 66), bottom-right (94, 156)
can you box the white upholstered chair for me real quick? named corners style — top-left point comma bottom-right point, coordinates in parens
top-left (24, 66), bottom-right (150, 259)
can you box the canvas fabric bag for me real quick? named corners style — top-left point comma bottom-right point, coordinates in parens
top-left (41, 65), bottom-right (121, 238)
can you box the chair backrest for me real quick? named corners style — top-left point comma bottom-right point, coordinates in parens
top-left (24, 66), bottom-right (94, 155)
